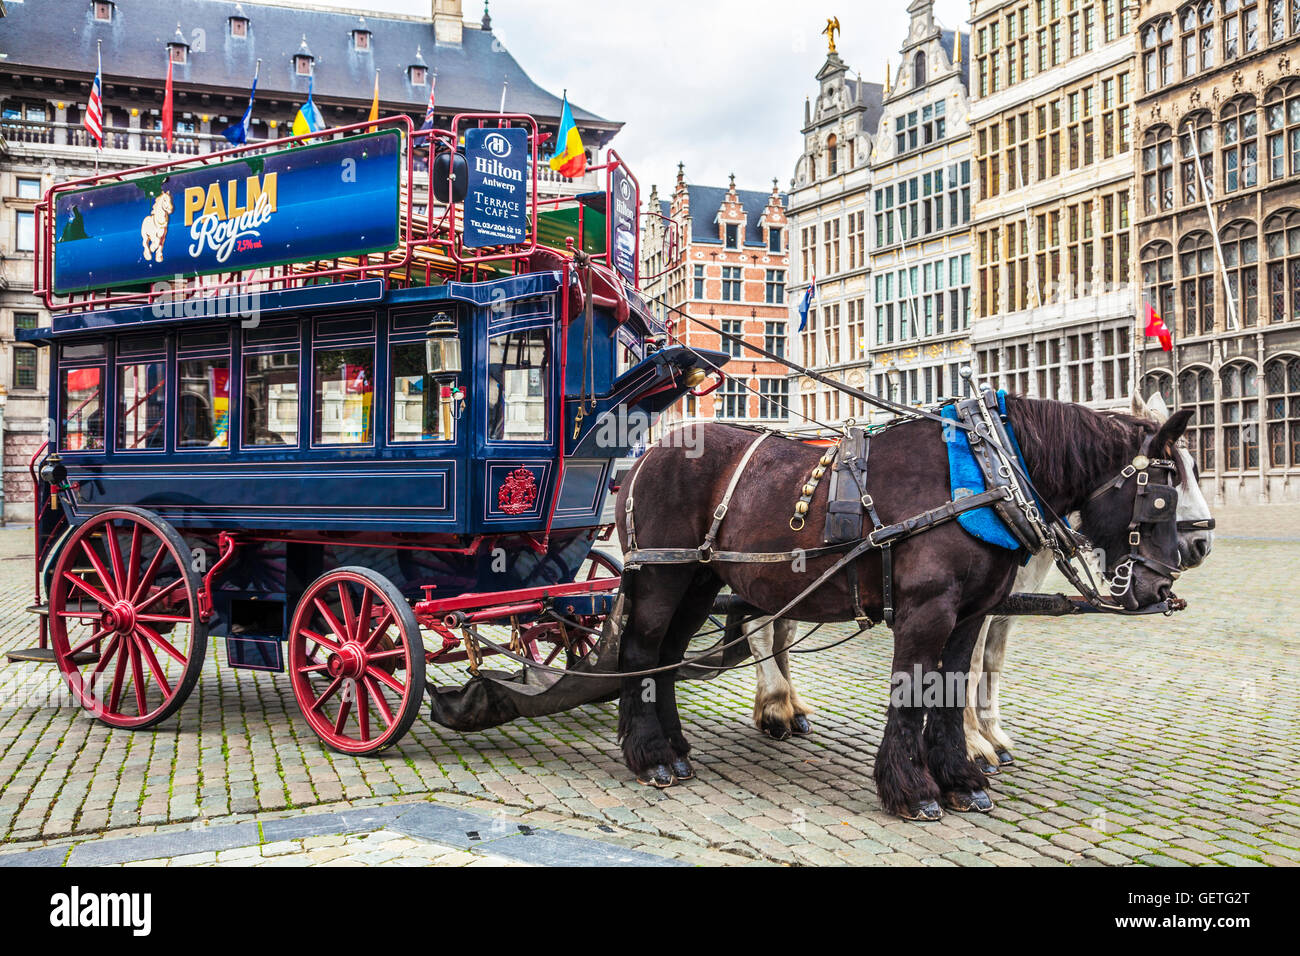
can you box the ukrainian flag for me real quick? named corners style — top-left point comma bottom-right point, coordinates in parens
top-left (292, 75), bottom-right (326, 137)
top-left (549, 92), bottom-right (586, 178)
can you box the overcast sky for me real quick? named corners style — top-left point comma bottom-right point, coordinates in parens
top-left (302, 0), bottom-right (970, 195)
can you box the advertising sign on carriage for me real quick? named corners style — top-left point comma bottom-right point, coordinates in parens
top-left (463, 127), bottom-right (529, 248)
top-left (609, 163), bottom-right (638, 285)
top-left (50, 130), bottom-right (402, 295)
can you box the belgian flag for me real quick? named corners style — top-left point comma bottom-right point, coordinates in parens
top-left (548, 92), bottom-right (586, 178)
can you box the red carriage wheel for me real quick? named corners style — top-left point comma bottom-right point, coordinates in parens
top-left (48, 507), bottom-right (208, 729)
top-left (581, 548), bottom-right (622, 581)
top-left (288, 567), bottom-right (426, 756)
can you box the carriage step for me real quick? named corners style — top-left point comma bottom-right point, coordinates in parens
top-left (5, 647), bottom-right (99, 666)
top-left (27, 604), bottom-right (49, 617)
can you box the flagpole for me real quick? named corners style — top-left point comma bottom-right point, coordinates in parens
top-left (94, 40), bottom-right (102, 176)
top-left (1189, 124), bottom-right (1239, 332)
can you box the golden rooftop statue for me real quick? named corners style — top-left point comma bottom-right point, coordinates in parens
top-left (823, 16), bottom-right (841, 55)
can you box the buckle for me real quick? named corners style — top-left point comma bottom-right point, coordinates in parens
top-left (697, 544), bottom-right (714, 564)
top-left (713, 503), bottom-right (728, 521)
top-left (1129, 530), bottom-right (1141, 547)
top-left (1137, 472), bottom-right (1149, 487)
top-left (861, 494), bottom-right (874, 510)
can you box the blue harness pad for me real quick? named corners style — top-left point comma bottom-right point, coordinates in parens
top-left (940, 391), bottom-right (1033, 552)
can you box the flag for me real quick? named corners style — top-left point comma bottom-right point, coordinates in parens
top-left (292, 74), bottom-right (326, 137)
top-left (84, 44), bottom-right (104, 148)
top-left (418, 72), bottom-right (438, 131)
top-left (798, 274), bottom-right (817, 332)
top-left (1144, 302), bottom-right (1172, 352)
top-left (367, 70), bottom-right (380, 130)
top-left (161, 54), bottom-right (174, 152)
top-left (548, 92), bottom-right (585, 178)
top-left (222, 61), bottom-right (259, 145)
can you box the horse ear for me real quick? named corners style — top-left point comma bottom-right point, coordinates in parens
top-left (1146, 391), bottom-right (1171, 423)
top-left (1129, 388), bottom-right (1163, 422)
top-left (1151, 408), bottom-right (1194, 457)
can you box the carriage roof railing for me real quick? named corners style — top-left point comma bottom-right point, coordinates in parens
top-left (32, 112), bottom-right (645, 319)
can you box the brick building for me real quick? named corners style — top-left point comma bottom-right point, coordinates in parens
top-left (0, 0), bottom-right (620, 522)
top-left (1133, 0), bottom-right (1300, 503)
top-left (641, 165), bottom-right (791, 429)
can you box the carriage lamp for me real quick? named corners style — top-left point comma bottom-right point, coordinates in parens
top-left (886, 365), bottom-right (902, 403)
top-left (425, 313), bottom-right (461, 375)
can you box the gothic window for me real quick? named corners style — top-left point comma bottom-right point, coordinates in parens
top-left (1140, 370), bottom-right (1175, 408)
top-left (1180, 112), bottom-right (1215, 203)
top-left (1265, 209), bottom-right (1300, 323)
top-left (1179, 232), bottom-right (1217, 335)
top-left (1142, 241), bottom-right (1176, 334)
top-left (1264, 356), bottom-right (1300, 467)
top-left (1179, 366), bottom-right (1216, 472)
top-left (914, 51), bottom-right (927, 86)
top-left (1222, 220), bottom-right (1260, 325)
top-left (1143, 125), bottom-right (1174, 212)
top-left (1220, 361), bottom-right (1260, 470)
top-left (1221, 97), bottom-right (1258, 192)
top-left (826, 133), bottom-right (838, 175)
top-left (1265, 81), bottom-right (1300, 180)
top-left (1142, 17), bottom-right (1174, 90)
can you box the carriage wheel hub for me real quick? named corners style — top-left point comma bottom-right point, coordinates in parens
top-left (102, 601), bottom-right (137, 634)
top-left (327, 642), bottom-right (366, 680)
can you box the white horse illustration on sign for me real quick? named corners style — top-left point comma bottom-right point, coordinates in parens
top-left (141, 191), bottom-right (173, 263)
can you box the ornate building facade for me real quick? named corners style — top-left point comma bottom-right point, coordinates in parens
top-left (1134, 0), bottom-right (1300, 503)
top-left (868, 0), bottom-right (974, 414)
top-left (787, 37), bottom-right (885, 433)
top-left (641, 167), bottom-right (790, 429)
top-left (968, 0), bottom-right (1141, 413)
top-left (0, 0), bottom-right (620, 522)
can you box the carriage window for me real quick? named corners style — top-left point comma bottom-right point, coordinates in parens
top-left (244, 352), bottom-right (300, 446)
top-left (178, 358), bottom-right (231, 448)
top-left (117, 362), bottom-right (166, 450)
top-left (60, 367), bottom-right (104, 451)
top-left (488, 329), bottom-right (550, 442)
top-left (313, 348), bottom-right (373, 445)
top-left (390, 343), bottom-right (453, 442)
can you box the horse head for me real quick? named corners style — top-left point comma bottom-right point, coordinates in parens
top-left (1131, 390), bottom-right (1215, 569)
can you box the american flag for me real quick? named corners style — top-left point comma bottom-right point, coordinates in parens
top-left (84, 43), bottom-right (104, 148)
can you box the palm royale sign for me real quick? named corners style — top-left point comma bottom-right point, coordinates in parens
top-left (51, 130), bottom-right (401, 295)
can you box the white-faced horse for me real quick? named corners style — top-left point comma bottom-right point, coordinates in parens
top-left (141, 191), bottom-right (173, 263)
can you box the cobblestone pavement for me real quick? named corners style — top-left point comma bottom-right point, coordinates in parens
top-left (0, 505), bottom-right (1297, 866)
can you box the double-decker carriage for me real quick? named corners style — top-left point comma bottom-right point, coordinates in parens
top-left (16, 115), bottom-right (724, 754)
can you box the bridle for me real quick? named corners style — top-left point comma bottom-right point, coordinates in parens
top-left (1083, 434), bottom-right (1193, 601)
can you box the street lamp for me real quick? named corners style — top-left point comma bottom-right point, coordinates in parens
top-left (885, 365), bottom-right (902, 407)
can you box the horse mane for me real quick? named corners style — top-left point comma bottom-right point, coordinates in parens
top-left (1004, 394), bottom-right (1162, 508)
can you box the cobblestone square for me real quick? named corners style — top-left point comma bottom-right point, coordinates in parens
top-left (0, 507), bottom-right (1296, 867)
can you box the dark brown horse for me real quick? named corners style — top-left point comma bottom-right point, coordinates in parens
top-left (613, 395), bottom-right (1194, 820)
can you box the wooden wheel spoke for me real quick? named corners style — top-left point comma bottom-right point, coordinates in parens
top-left (128, 637), bottom-right (148, 716)
top-left (80, 540), bottom-right (119, 602)
top-left (135, 578), bottom-right (185, 615)
top-left (365, 665), bottom-right (406, 695)
top-left (337, 583), bottom-right (357, 641)
top-left (367, 648), bottom-right (406, 662)
top-left (68, 627), bottom-right (113, 658)
top-left (107, 639), bottom-right (129, 714)
top-left (362, 676), bottom-right (395, 728)
top-left (362, 609), bottom-right (394, 650)
top-left (355, 589), bottom-right (373, 645)
top-left (133, 632), bottom-right (172, 699)
top-left (311, 676), bottom-right (343, 712)
top-left (313, 598), bottom-right (348, 644)
top-left (136, 612), bottom-right (190, 624)
top-left (297, 662), bottom-right (330, 674)
top-left (332, 690), bottom-right (353, 735)
top-left (125, 525), bottom-right (143, 601)
top-left (356, 680), bottom-right (370, 741)
top-left (105, 525), bottom-right (127, 599)
top-left (131, 545), bottom-right (168, 605)
top-left (300, 628), bottom-right (341, 655)
top-left (139, 624), bottom-right (187, 665)
top-left (63, 571), bottom-right (114, 610)
top-left (88, 635), bottom-right (121, 683)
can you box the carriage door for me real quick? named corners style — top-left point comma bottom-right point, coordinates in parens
top-left (472, 297), bottom-right (557, 532)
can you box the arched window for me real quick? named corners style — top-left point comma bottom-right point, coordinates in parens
top-left (1264, 81), bottom-right (1300, 181)
top-left (1179, 112), bottom-right (1215, 203)
top-left (1179, 232), bottom-right (1217, 335)
top-left (1221, 360), bottom-right (1261, 470)
top-left (1221, 0), bottom-right (1261, 59)
top-left (1265, 209), bottom-right (1300, 323)
top-left (1222, 220), bottom-right (1260, 326)
top-left (1142, 241), bottom-right (1175, 330)
top-left (1221, 96), bottom-right (1259, 192)
top-left (1179, 366), bottom-right (1216, 471)
top-left (826, 133), bottom-right (838, 176)
top-left (1141, 369), bottom-right (1175, 408)
top-left (914, 51), bottom-right (927, 86)
top-left (1180, 2), bottom-right (1218, 75)
top-left (1265, 356), bottom-right (1300, 467)
top-left (1143, 126), bottom-right (1174, 213)
top-left (1143, 17), bottom-right (1176, 90)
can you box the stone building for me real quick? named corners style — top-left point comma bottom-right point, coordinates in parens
top-left (641, 166), bottom-right (791, 429)
top-left (786, 32), bottom-right (885, 434)
top-left (867, 0), bottom-right (974, 415)
top-left (0, 0), bottom-right (620, 522)
top-left (1133, 0), bottom-right (1300, 503)
top-left (967, 0), bottom-right (1141, 413)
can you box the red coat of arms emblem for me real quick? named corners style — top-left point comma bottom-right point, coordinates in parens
top-left (498, 468), bottom-right (538, 515)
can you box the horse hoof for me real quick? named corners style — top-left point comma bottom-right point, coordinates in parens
top-left (946, 789), bottom-right (994, 813)
top-left (976, 758), bottom-right (1000, 775)
top-left (761, 720), bottom-right (792, 741)
top-left (637, 764), bottom-right (674, 788)
top-left (901, 799), bottom-right (943, 822)
top-left (996, 750), bottom-right (1015, 767)
top-left (790, 714), bottom-right (813, 736)
top-left (670, 756), bottom-right (694, 781)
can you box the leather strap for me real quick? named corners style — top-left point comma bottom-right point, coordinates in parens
top-left (698, 432), bottom-right (770, 562)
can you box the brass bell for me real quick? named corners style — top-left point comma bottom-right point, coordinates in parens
top-left (820, 454), bottom-right (834, 466)
top-left (812, 466), bottom-right (826, 479)
top-left (795, 501), bottom-right (809, 515)
top-left (803, 483), bottom-right (815, 496)
top-left (683, 367), bottom-right (708, 388)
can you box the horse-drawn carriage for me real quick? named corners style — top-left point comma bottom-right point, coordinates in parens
top-left (15, 114), bottom-right (725, 754)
